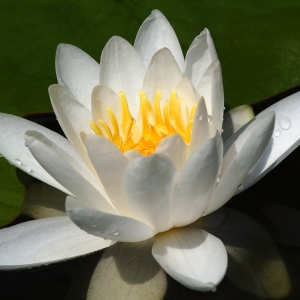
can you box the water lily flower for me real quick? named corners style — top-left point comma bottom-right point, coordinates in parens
top-left (0, 9), bottom-right (299, 293)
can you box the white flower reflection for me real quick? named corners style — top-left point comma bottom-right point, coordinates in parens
top-left (0, 9), bottom-right (299, 295)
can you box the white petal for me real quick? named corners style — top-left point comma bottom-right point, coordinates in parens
top-left (134, 9), bottom-right (185, 73)
top-left (99, 36), bottom-right (146, 117)
top-left (152, 227), bottom-right (227, 291)
top-left (85, 135), bottom-right (131, 216)
top-left (66, 197), bottom-right (156, 242)
top-left (22, 182), bottom-right (66, 219)
top-left (49, 84), bottom-right (97, 174)
top-left (189, 97), bottom-right (211, 156)
top-left (0, 216), bottom-right (114, 270)
top-left (222, 105), bottom-right (255, 142)
top-left (175, 77), bottom-right (197, 113)
top-left (123, 154), bottom-right (177, 232)
top-left (196, 60), bottom-right (224, 133)
top-left (155, 134), bottom-right (187, 171)
top-left (172, 133), bottom-right (222, 227)
top-left (25, 130), bottom-right (116, 214)
top-left (87, 239), bottom-right (167, 300)
top-left (123, 150), bottom-right (143, 161)
top-left (91, 85), bottom-right (121, 125)
top-left (206, 112), bottom-right (275, 214)
top-left (55, 43), bottom-right (99, 110)
top-left (143, 48), bottom-right (182, 106)
top-left (242, 92), bottom-right (300, 191)
top-left (184, 28), bottom-right (218, 89)
top-left (0, 113), bottom-right (78, 195)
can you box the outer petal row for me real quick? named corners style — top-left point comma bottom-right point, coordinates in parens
top-left (0, 216), bottom-right (114, 270)
top-left (66, 197), bottom-right (156, 242)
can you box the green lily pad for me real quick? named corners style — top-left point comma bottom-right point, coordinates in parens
top-left (1, 0), bottom-right (300, 226)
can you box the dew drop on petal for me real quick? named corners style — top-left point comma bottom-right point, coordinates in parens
top-left (279, 116), bottom-right (291, 130)
top-left (13, 159), bottom-right (22, 166)
top-left (110, 229), bottom-right (120, 236)
top-left (73, 86), bottom-right (77, 90)
top-left (44, 130), bottom-right (49, 135)
top-left (0, 154), bottom-right (3, 158)
top-left (221, 129), bottom-right (224, 133)
top-left (196, 113), bottom-right (202, 121)
top-left (216, 177), bottom-right (220, 183)
top-left (274, 129), bottom-right (281, 137)
top-left (207, 115), bottom-right (213, 122)
top-left (92, 224), bottom-right (96, 228)
top-left (237, 183), bottom-right (244, 190)
top-left (24, 141), bottom-right (28, 147)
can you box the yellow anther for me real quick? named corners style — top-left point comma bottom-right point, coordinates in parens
top-left (98, 119), bottom-right (113, 141)
top-left (89, 121), bottom-right (104, 136)
top-left (90, 90), bottom-right (198, 155)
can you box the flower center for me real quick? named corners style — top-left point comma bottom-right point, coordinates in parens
top-left (90, 90), bottom-right (197, 155)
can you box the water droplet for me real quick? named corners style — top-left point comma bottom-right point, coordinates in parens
top-left (24, 141), bottom-right (28, 147)
top-left (279, 116), bottom-right (291, 130)
top-left (13, 159), bottom-right (22, 166)
top-left (237, 183), bottom-right (243, 190)
top-left (223, 107), bottom-right (226, 110)
top-left (73, 86), bottom-right (77, 90)
top-left (92, 224), bottom-right (96, 228)
top-left (44, 130), bottom-right (49, 135)
top-left (207, 115), bottom-right (213, 122)
top-left (216, 177), bottom-right (220, 183)
top-left (221, 129), bottom-right (224, 133)
top-left (0, 154), bottom-right (3, 158)
top-left (24, 164), bottom-right (32, 173)
top-left (110, 230), bottom-right (120, 236)
top-left (196, 113), bottom-right (202, 121)
top-left (98, 230), bottom-right (105, 235)
top-left (274, 129), bottom-right (281, 137)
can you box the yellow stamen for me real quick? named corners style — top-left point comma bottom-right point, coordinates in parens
top-left (90, 89), bottom-right (197, 155)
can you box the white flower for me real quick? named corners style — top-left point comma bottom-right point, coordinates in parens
top-left (0, 10), bottom-right (299, 293)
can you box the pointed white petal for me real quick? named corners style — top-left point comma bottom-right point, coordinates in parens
top-left (242, 92), bottom-right (300, 191)
top-left (25, 130), bottom-right (116, 214)
top-left (99, 36), bottom-right (146, 117)
top-left (222, 105), bottom-right (255, 142)
top-left (189, 97), bottom-right (211, 156)
top-left (85, 135), bottom-right (131, 216)
top-left (184, 28), bottom-right (218, 89)
top-left (49, 84), bottom-right (97, 173)
top-left (172, 133), bottom-right (222, 227)
top-left (55, 44), bottom-right (99, 110)
top-left (155, 134), bottom-right (187, 171)
top-left (0, 113), bottom-right (78, 195)
top-left (143, 48), bottom-right (182, 105)
top-left (123, 154), bottom-right (176, 232)
top-left (91, 85), bottom-right (121, 125)
top-left (134, 9), bottom-right (185, 73)
top-left (0, 216), bottom-right (114, 270)
top-left (206, 112), bottom-right (275, 214)
top-left (22, 182), bottom-right (66, 219)
top-left (152, 227), bottom-right (227, 291)
top-left (123, 150), bottom-right (143, 161)
top-left (196, 60), bottom-right (224, 133)
top-left (66, 197), bottom-right (156, 242)
top-left (87, 239), bottom-right (167, 300)
top-left (175, 77), bottom-right (197, 113)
